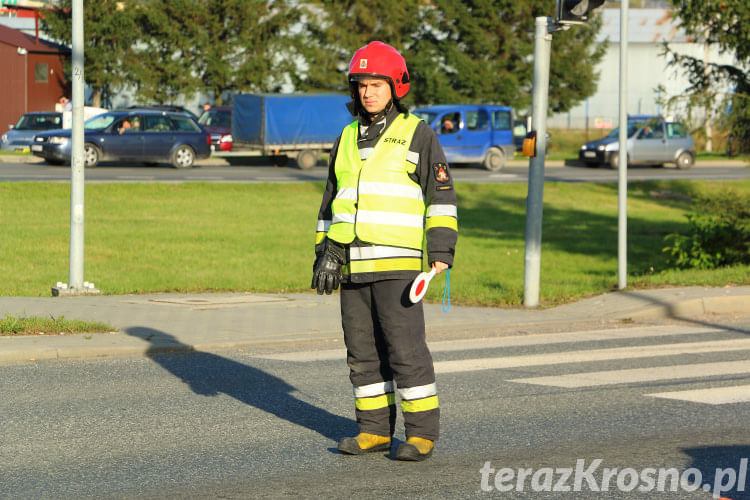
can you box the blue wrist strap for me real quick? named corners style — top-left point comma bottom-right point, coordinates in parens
top-left (442, 268), bottom-right (451, 312)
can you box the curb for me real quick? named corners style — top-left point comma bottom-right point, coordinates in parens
top-left (1, 293), bottom-right (748, 365)
top-left (616, 294), bottom-right (750, 321)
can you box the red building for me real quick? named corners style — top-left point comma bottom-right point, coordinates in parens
top-left (0, 23), bottom-right (69, 133)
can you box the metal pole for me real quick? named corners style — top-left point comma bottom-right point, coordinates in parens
top-left (523, 17), bottom-right (552, 307)
top-left (52, 0), bottom-right (99, 297)
top-left (617, 0), bottom-right (629, 290)
top-left (69, 0), bottom-right (84, 291)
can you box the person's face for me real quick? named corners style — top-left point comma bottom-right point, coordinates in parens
top-left (357, 77), bottom-right (392, 115)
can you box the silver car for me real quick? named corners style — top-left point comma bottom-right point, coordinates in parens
top-left (1, 112), bottom-right (63, 152)
top-left (579, 116), bottom-right (696, 169)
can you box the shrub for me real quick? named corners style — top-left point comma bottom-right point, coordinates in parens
top-left (663, 190), bottom-right (750, 269)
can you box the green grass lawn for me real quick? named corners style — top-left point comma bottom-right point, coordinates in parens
top-left (1, 180), bottom-right (748, 306)
top-left (0, 313), bottom-right (112, 336)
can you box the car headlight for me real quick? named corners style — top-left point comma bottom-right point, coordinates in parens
top-left (49, 136), bottom-right (69, 145)
top-left (597, 145), bottom-right (605, 151)
top-left (580, 144), bottom-right (587, 150)
top-left (1, 134), bottom-right (7, 144)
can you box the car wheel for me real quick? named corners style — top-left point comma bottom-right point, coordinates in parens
top-left (296, 149), bottom-right (318, 170)
top-left (84, 143), bottom-right (100, 168)
top-left (676, 151), bottom-right (694, 169)
top-left (608, 152), bottom-right (622, 169)
top-left (171, 145), bottom-right (195, 169)
top-left (483, 147), bottom-right (505, 172)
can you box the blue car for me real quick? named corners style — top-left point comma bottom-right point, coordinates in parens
top-left (1, 112), bottom-right (63, 152)
top-left (31, 110), bottom-right (211, 168)
top-left (412, 104), bottom-right (516, 171)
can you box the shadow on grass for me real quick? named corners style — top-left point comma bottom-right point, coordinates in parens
top-left (125, 326), bottom-right (356, 441)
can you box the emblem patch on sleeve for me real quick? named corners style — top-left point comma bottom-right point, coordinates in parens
top-left (432, 162), bottom-right (451, 183)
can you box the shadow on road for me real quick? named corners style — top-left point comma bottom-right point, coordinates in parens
top-left (682, 444), bottom-right (750, 500)
top-left (125, 326), bottom-right (356, 441)
top-left (618, 290), bottom-right (750, 335)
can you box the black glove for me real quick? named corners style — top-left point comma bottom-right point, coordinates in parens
top-left (311, 238), bottom-right (346, 295)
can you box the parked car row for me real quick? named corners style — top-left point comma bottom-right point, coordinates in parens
top-left (3, 106), bottom-right (697, 171)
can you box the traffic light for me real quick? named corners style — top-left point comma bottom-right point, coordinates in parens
top-left (556, 0), bottom-right (606, 24)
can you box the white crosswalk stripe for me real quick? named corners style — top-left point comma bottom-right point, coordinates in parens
top-left (434, 338), bottom-right (750, 374)
top-left (509, 360), bottom-right (750, 388)
top-left (257, 325), bottom-right (727, 362)
top-left (255, 325), bottom-right (750, 405)
top-left (646, 384), bottom-right (750, 405)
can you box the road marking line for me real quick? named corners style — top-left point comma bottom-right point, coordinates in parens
top-left (509, 360), bottom-right (750, 388)
top-left (434, 338), bottom-right (750, 374)
top-left (646, 384), bottom-right (750, 405)
top-left (257, 326), bottom-right (726, 361)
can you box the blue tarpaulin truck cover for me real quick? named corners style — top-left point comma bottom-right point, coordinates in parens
top-left (232, 93), bottom-right (352, 147)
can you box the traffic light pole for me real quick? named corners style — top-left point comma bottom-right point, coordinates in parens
top-left (523, 16), bottom-right (553, 308)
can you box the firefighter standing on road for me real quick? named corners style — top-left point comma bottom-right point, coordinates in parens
top-left (311, 41), bottom-right (458, 461)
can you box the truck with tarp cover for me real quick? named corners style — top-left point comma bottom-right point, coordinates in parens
top-left (232, 93), bottom-right (352, 169)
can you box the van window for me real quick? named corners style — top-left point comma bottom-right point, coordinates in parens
top-left (667, 122), bottom-right (687, 138)
top-left (492, 110), bottom-right (512, 130)
top-left (640, 118), bottom-right (664, 139)
top-left (439, 112), bottom-right (460, 134)
top-left (413, 111), bottom-right (437, 124)
top-left (466, 110), bottom-right (489, 131)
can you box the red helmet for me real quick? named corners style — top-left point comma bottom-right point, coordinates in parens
top-left (348, 41), bottom-right (410, 99)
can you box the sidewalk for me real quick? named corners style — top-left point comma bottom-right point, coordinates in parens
top-left (1, 286), bottom-right (748, 364)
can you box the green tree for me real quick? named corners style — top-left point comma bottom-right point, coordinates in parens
top-left (40, 0), bottom-right (140, 108)
top-left (665, 0), bottom-right (750, 154)
top-left (133, 0), bottom-right (301, 105)
top-left (298, 0), bottom-right (606, 114)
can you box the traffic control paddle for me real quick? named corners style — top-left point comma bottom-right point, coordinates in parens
top-left (409, 267), bottom-right (436, 304)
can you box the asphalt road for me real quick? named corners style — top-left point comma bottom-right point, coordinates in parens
top-left (0, 155), bottom-right (747, 183)
top-left (2, 319), bottom-right (749, 499)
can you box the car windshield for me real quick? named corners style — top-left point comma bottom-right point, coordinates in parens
top-left (14, 114), bottom-right (62, 130)
top-left (84, 113), bottom-right (118, 131)
top-left (604, 121), bottom-right (643, 139)
top-left (198, 110), bottom-right (231, 128)
top-left (413, 111), bottom-right (437, 125)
